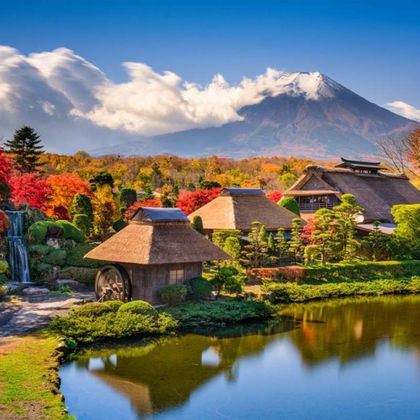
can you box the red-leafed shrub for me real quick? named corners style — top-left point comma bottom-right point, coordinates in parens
top-left (248, 266), bottom-right (305, 283)
top-left (267, 191), bottom-right (283, 203)
top-left (176, 188), bottom-right (221, 215)
top-left (0, 148), bottom-right (12, 185)
top-left (52, 205), bottom-right (70, 220)
top-left (125, 199), bottom-right (162, 219)
top-left (9, 173), bottom-right (51, 210)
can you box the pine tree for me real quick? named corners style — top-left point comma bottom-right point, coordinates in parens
top-left (289, 218), bottom-right (304, 263)
top-left (4, 126), bottom-right (44, 173)
top-left (241, 221), bottom-right (269, 268)
top-left (276, 228), bottom-right (290, 263)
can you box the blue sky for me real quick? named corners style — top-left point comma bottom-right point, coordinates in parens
top-left (1, 0), bottom-right (419, 108)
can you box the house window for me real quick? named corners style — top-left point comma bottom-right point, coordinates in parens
top-left (169, 268), bottom-right (184, 284)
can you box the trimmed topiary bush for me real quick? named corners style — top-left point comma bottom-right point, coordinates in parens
top-left (28, 221), bottom-right (64, 244)
top-left (160, 284), bottom-right (188, 306)
top-left (118, 300), bottom-right (156, 315)
top-left (0, 260), bottom-right (8, 275)
top-left (71, 193), bottom-right (94, 224)
top-left (71, 302), bottom-right (114, 317)
top-left (56, 220), bottom-right (85, 243)
top-left (45, 249), bottom-right (67, 266)
top-left (188, 277), bottom-right (213, 300)
top-left (278, 196), bottom-right (300, 216)
top-left (73, 214), bottom-right (90, 236)
top-left (65, 244), bottom-right (100, 268)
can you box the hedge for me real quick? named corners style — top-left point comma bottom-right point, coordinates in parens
top-left (264, 276), bottom-right (420, 303)
top-left (249, 260), bottom-right (420, 284)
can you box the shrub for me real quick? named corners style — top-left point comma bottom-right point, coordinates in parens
top-left (112, 219), bottom-right (128, 232)
top-left (0, 260), bottom-right (8, 275)
top-left (28, 244), bottom-right (54, 258)
top-left (56, 220), bottom-right (86, 243)
top-left (210, 266), bottom-right (245, 295)
top-left (66, 244), bottom-right (100, 268)
top-left (50, 310), bottom-right (177, 343)
top-left (188, 277), bottom-right (213, 300)
top-left (0, 285), bottom-right (7, 299)
top-left (0, 209), bottom-right (8, 234)
top-left (160, 284), bottom-right (188, 306)
top-left (248, 266), bottom-right (305, 283)
top-left (73, 214), bottom-right (90, 236)
top-left (71, 302), bottom-right (114, 317)
top-left (28, 221), bottom-right (63, 243)
top-left (162, 300), bottom-right (274, 330)
top-left (59, 267), bottom-right (97, 284)
top-left (118, 300), bottom-right (156, 315)
top-left (70, 193), bottom-right (93, 225)
top-left (212, 229), bottom-right (241, 248)
top-left (278, 196), bottom-right (300, 216)
top-left (104, 300), bottom-right (124, 311)
top-left (45, 249), bottom-right (67, 266)
top-left (264, 277), bottom-right (420, 303)
top-left (120, 188), bottom-right (137, 208)
top-left (191, 216), bottom-right (204, 234)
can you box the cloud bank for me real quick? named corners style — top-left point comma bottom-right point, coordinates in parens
top-left (0, 45), bottom-right (415, 153)
top-left (386, 101), bottom-right (420, 122)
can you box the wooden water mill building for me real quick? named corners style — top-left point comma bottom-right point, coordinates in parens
top-left (85, 207), bottom-right (229, 304)
top-left (188, 187), bottom-right (301, 234)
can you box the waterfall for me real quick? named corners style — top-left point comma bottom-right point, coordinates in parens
top-left (6, 211), bottom-right (31, 283)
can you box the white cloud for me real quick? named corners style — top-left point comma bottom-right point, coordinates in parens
top-left (386, 101), bottom-right (420, 122)
top-left (0, 45), bottom-right (335, 151)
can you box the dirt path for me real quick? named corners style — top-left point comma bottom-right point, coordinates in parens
top-left (0, 291), bottom-right (95, 338)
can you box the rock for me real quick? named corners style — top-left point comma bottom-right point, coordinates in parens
top-left (55, 279), bottom-right (83, 290)
top-left (5, 282), bottom-right (29, 293)
top-left (22, 287), bottom-right (50, 297)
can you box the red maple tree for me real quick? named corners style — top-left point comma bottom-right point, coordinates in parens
top-left (176, 188), bottom-right (221, 215)
top-left (9, 173), bottom-right (51, 210)
top-left (267, 190), bottom-right (283, 203)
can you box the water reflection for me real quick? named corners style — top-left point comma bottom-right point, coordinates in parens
top-left (61, 295), bottom-right (420, 419)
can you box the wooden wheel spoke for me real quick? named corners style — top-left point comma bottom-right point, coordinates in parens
top-left (95, 265), bottom-right (131, 302)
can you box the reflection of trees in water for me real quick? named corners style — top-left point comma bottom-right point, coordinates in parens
top-left (73, 296), bottom-right (420, 416)
top-left (279, 295), bottom-right (420, 366)
top-left (74, 320), bottom-right (296, 416)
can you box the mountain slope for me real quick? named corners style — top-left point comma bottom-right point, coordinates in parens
top-left (91, 72), bottom-right (418, 159)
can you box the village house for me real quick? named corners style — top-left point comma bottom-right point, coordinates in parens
top-left (188, 187), bottom-right (301, 235)
top-left (284, 158), bottom-right (420, 232)
top-left (85, 207), bottom-right (229, 304)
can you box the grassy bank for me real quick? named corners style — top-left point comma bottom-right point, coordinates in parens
top-left (264, 276), bottom-right (420, 303)
top-left (50, 299), bottom-right (274, 344)
top-left (0, 334), bottom-right (70, 420)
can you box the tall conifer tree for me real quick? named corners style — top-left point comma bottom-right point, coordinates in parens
top-left (4, 126), bottom-right (44, 173)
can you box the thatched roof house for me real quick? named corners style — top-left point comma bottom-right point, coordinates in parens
top-left (188, 188), bottom-right (300, 233)
top-left (85, 207), bottom-right (228, 304)
top-left (284, 158), bottom-right (420, 223)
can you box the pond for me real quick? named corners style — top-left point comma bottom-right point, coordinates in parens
top-left (60, 296), bottom-right (420, 419)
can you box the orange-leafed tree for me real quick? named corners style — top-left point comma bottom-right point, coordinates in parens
top-left (45, 173), bottom-right (90, 218)
top-left (125, 198), bottom-right (162, 219)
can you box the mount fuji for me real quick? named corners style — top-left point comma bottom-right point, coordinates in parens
top-left (92, 72), bottom-right (418, 159)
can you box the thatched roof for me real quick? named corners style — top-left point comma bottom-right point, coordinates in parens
top-left (286, 164), bottom-right (420, 222)
top-left (188, 188), bottom-right (300, 231)
top-left (85, 207), bottom-right (229, 265)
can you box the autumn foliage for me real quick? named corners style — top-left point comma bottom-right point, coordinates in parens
top-left (125, 198), bottom-right (162, 219)
top-left (267, 191), bottom-right (283, 203)
top-left (9, 173), bottom-right (51, 210)
top-left (176, 188), bottom-right (221, 215)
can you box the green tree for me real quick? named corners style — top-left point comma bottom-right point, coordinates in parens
top-left (212, 229), bottom-right (241, 248)
top-left (71, 193), bottom-right (94, 230)
top-left (276, 228), bottom-right (290, 263)
top-left (89, 171), bottom-right (114, 191)
top-left (197, 177), bottom-right (221, 190)
top-left (4, 126), bottom-right (44, 173)
top-left (210, 265), bottom-right (244, 296)
top-left (333, 194), bottom-right (363, 261)
top-left (279, 172), bottom-right (297, 189)
top-left (120, 188), bottom-right (137, 208)
top-left (192, 215), bottom-right (204, 234)
top-left (289, 218), bottom-right (304, 263)
top-left (278, 196), bottom-right (300, 216)
top-left (391, 204), bottom-right (420, 259)
top-left (241, 221), bottom-right (269, 268)
top-left (306, 208), bottom-right (340, 265)
top-left (142, 185), bottom-right (155, 201)
top-left (360, 221), bottom-right (391, 261)
top-left (223, 236), bottom-right (242, 263)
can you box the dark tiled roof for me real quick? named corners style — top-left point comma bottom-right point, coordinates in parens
top-left (336, 157), bottom-right (386, 170)
top-left (131, 207), bottom-right (189, 223)
top-left (221, 188), bottom-right (265, 196)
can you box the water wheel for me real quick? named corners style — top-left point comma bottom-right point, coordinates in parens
top-left (95, 264), bottom-right (131, 302)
